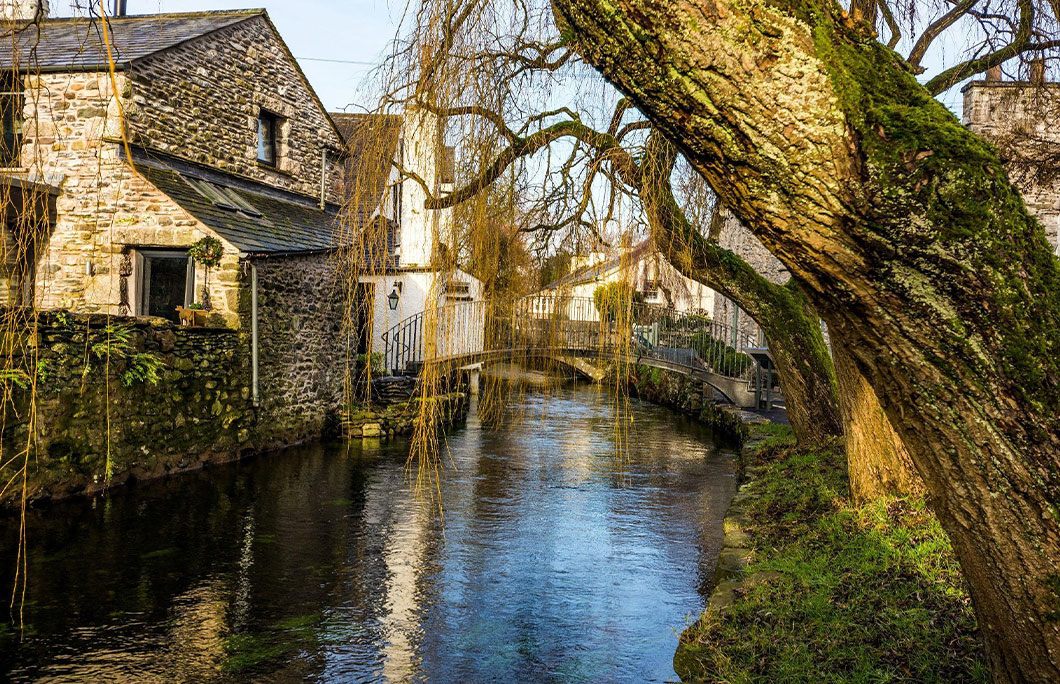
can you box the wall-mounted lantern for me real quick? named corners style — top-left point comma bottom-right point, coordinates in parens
top-left (388, 284), bottom-right (401, 311)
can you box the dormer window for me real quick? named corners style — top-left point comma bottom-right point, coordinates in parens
top-left (0, 73), bottom-right (23, 167)
top-left (257, 110), bottom-right (279, 166)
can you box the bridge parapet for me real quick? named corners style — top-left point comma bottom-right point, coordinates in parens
top-left (379, 296), bottom-right (767, 405)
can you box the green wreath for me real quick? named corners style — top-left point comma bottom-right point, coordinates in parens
top-left (188, 237), bottom-right (224, 269)
top-left (188, 237), bottom-right (224, 310)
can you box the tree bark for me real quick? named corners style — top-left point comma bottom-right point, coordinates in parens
top-left (554, 0), bottom-right (1060, 679)
top-left (641, 139), bottom-right (843, 447)
top-left (833, 337), bottom-right (922, 501)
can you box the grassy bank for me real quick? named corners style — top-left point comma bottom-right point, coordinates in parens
top-left (675, 424), bottom-right (987, 683)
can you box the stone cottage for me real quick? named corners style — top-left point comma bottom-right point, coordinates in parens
top-left (0, 5), bottom-right (353, 452)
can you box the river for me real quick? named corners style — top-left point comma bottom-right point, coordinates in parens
top-left (0, 384), bottom-right (736, 683)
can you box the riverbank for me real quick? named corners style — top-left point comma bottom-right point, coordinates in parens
top-left (675, 423), bottom-right (988, 682)
top-left (627, 364), bottom-right (750, 443)
top-left (342, 392), bottom-right (469, 439)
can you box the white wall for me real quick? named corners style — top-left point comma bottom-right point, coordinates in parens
top-left (360, 269), bottom-right (484, 370)
top-left (538, 250), bottom-right (715, 318)
top-left (0, 0), bottom-right (47, 21)
top-left (395, 110), bottom-right (453, 268)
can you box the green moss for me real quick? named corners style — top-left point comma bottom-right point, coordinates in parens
top-left (807, 5), bottom-right (1060, 420)
top-left (222, 614), bottom-right (322, 674)
top-left (676, 427), bottom-right (987, 682)
top-left (746, 421), bottom-right (797, 453)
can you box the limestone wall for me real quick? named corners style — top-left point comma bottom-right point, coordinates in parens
top-left (124, 15), bottom-right (346, 203)
top-left (19, 71), bottom-right (244, 323)
top-left (963, 81), bottom-right (1060, 252)
top-left (249, 253), bottom-right (348, 448)
top-left (1, 310), bottom-right (255, 503)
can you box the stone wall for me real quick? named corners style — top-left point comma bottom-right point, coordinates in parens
top-left (628, 364), bottom-right (748, 443)
top-left (1, 248), bottom-right (361, 503)
top-left (125, 14), bottom-right (346, 203)
top-left (19, 71), bottom-right (244, 324)
top-left (0, 310), bottom-right (255, 503)
top-left (343, 394), bottom-right (470, 439)
top-left (963, 81), bottom-right (1060, 252)
top-left (249, 253), bottom-right (348, 448)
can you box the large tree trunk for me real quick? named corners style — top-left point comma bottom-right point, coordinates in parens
top-left (644, 138), bottom-right (921, 485)
top-left (833, 337), bottom-right (922, 501)
top-left (760, 290), bottom-right (840, 448)
top-left (642, 143), bottom-right (843, 447)
top-left (555, 0), bottom-right (1060, 680)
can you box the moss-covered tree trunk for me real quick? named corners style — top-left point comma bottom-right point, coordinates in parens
top-left (833, 337), bottom-right (922, 501)
top-left (641, 139), bottom-right (843, 447)
top-left (556, 0), bottom-right (1060, 679)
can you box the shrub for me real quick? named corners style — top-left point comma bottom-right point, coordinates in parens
top-left (691, 332), bottom-right (754, 376)
top-left (593, 282), bottom-right (644, 321)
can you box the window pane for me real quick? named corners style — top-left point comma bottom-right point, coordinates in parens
top-left (143, 255), bottom-right (190, 322)
top-left (258, 114), bottom-right (276, 164)
top-left (0, 72), bottom-right (22, 167)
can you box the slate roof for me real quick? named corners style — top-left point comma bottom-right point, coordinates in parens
top-left (0, 10), bottom-right (263, 71)
top-left (130, 149), bottom-right (342, 255)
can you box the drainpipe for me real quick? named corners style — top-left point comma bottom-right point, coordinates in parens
top-left (251, 261), bottom-right (260, 407)
top-left (731, 303), bottom-right (740, 348)
top-left (320, 149), bottom-right (328, 210)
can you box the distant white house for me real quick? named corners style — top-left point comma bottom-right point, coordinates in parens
top-left (332, 110), bottom-right (484, 366)
top-left (536, 241), bottom-right (715, 319)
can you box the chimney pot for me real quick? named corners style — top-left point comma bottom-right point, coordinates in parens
top-left (111, 0), bottom-right (127, 16)
top-left (1030, 58), bottom-right (1047, 85)
top-left (986, 65), bottom-right (1002, 82)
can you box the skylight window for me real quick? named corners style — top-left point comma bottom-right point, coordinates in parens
top-left (186, 177), bottom-right (263, 218)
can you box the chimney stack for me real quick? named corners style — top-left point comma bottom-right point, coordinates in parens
top-left (1029, 58), bottom-right (1047, 86)
top-left (111, 0), bottom-right (127, 17)
top-left (0, 0), bottom-right (49, 21)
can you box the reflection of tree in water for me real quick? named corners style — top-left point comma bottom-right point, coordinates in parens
top-left (3, 391), bottom-right (735, 682)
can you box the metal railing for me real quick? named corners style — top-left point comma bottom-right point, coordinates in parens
top-left (380, 296), bottom-right (762, 384)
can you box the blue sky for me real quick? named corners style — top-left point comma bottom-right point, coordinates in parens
top-left (54, 1), bottom-right (403, 112)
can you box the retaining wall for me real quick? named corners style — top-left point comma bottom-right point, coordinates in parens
top-left (1, 311), bottom-right (255, 503)
top-left (627, 363), bottom-right (750, 443)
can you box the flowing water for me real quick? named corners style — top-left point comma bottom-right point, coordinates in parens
top-left (0, 384), bottom-right (737, 683)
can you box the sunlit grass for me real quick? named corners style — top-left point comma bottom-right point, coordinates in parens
top-left (676, 426), bottom-right (988, 683)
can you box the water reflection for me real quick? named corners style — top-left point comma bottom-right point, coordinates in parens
top-left (1, 385), bottom-right (736, 683)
